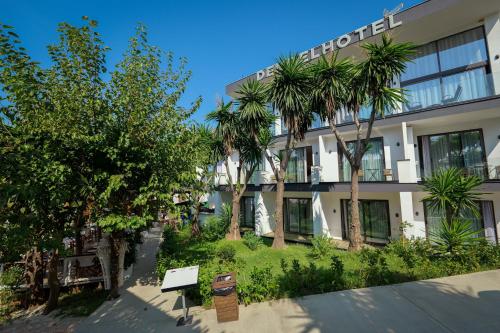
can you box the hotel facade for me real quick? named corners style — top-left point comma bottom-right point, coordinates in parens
top-left (208, 0), bottom-right (500, 244)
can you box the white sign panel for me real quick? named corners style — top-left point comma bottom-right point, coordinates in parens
top-left (161, 265), bottom-right (199, 293)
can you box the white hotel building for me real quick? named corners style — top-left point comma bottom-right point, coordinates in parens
top-left (208, 0), bottom-right (500, 244)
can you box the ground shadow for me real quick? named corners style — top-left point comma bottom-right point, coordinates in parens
top-left (284, 270), bottom-right (500, 333)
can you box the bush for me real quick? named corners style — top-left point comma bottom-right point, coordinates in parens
top-left (238, 266), bottom-right (277, 305)
top-left (160, 224), bottom-right (178, 255)
top-left (124, 229), bottom-right (143, 269)
top-left (330, 254), bottom-right (344, 288)
top-left (0, 266), bottom-right (24, 288)
top-left (202, 215), bottom-right (230, 242)
top-left (359, 248), bottom-right (390, 286)
top-left (216, 243), bottom-right (236, 263)
top-left (242, 232), bottom-right (263, 251)
top-left (311, 235), bottom-right (334, 259)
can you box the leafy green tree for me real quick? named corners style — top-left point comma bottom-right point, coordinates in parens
top-left (0, 19), bottom-right (103, 311)
top-left (206, 101), bottom-right (264, 240)
top-left (96, 25), bottom-right (200, 298)
top-left (1, 18), bottom-right (201, 307)
top-left (310, 35), bottom-right (415, 251)
top-left (266, 55), bottom-right (312, 248)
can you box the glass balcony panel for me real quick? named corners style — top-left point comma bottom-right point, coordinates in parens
top-left (403, 78), bottom-right (442, 111)
top-left (441, 68), bottom-right (489, 103)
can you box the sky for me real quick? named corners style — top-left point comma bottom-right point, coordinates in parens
top-left (2, 0), bottom-right (421, 123)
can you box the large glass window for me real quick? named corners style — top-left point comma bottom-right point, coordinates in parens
top-left (284, 198), bottom-right (313, 235)
top-left (341, 199), bottom-right (391, 241)
top-left (240, 197), bottom-right (255, 228)
top-left (339, 138), bottom-right (385, 181)
top-left (421, 129), bottom-right (487, 179)
top-left (424, 200), bottom-right (498, 244)
top-left (401, 27), bottom-right (490, 112)
top-left (281, 146), bottom-right (313, 183)
top-left (437, 28), bottom-right (488, 71)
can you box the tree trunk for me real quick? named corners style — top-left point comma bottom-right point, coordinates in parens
top-left (191, 203), bottom-right (201, 237)
top-left (43, 249), bottom-right (60, 314)
top-left (24, 248), bottom-right (44, 305)
top-left (74, 218), bottom-right (83, 256)
top-left (348, 168), bottom-right (363, 251)
top-left (272, 177), bottom-right (286, 249)
top-left (226, 192), bottom-right (241, 240)
top-left (108, 232), bottom-right (121, 299)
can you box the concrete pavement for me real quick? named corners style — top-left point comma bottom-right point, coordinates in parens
top-left (75, 226), bottom-right (500, 333)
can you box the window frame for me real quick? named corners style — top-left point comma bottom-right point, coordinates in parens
top-left (417, 128), bottom-right (488, 179)
top-left (338, 137), bottom-right (386, 182)
top-left (340, 199), bottom-right (391, 241)
top-left (284, 197), bottom-right (313, 235)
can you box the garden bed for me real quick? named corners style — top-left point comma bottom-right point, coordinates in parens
top-left (156, 225), bottom-right (500, 308)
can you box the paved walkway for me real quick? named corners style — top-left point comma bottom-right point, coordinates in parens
top-left (73, 227), bottom-right (500, 333)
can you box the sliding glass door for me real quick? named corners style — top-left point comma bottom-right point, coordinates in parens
top-left (424, 200), bottom-right (497, 244)
top-left (339, 138), bottom-right (385, 181)
top-left (281, 147), bottom-right (313, 183)
top-left (341, 199), bottom-right (391, 241)
top-left (420, 129), bottom-right (486, 178)
top-left (240, 197), bottom-right (255, 228)
top-left (284, 198), bottom-right (313, 235)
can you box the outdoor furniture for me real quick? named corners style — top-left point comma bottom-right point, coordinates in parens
top-left (405, 100), bottom-right (422, 111)
top-left (442, 85), bottom-right (462, 104)
top-left (161, 265), bottom-right (199, 326)
top-left (212, 272), bottom-right (238, 323)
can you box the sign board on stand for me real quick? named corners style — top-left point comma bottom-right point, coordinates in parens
top-left (161, 265), bottom-right (199, 326)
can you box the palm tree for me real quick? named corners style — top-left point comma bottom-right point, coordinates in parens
top-left (265, 54), bottom-right (312, 248)
top-left (206, 100), bottom-right (262, 240)
top-left (310, 35), bottom-right (415, 251)
top-left (423, 167), bottom-right (483, 225)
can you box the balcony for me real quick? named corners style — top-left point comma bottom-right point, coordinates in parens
top-left (420, 160), bottom-right (500, 182)
top-left (402, 70), bottom-right (499, 113)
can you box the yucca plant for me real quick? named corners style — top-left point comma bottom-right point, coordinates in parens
top-left (430, 219), bottom-right (482, 255)
top-left (423, 168), bottom-right (483, 225)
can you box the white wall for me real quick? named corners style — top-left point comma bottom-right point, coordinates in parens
top-left (485, 12), bottom-right (500, 95)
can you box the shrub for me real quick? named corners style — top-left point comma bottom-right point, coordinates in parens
top-left (430, 219), bottom-right (482, 255)
top-left (238, 266), bottom-right (277, 305)
top-left (216, 243), bottom-right (236, 263)
top-left (359, 248), bottom-right (390, 286)
top-left (160, 224), bottom-right (178, 255)
top-left (202, 215), bottom-right (230, 242)
top-left (330, 254), bottom-right (344, 288)
top-left (310, 235), bottom-right (334, 259)
top-left (242, 232), bottom-right (263, 250)
top-left (279, 257), bottom-right (342, 297)
top-left (0, 266), bottom-right (24, 288)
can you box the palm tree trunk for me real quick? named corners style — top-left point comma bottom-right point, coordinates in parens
top-left (272, 176), bottom-right (286, 249)
top-left (227, 191), bottom-right (241, 240)
top-left (43, 249), bottom-right (60, 314)
top-left (191, 203), bottom-right (201, 237)
top-left (348, 167), bottom-right (363, 251)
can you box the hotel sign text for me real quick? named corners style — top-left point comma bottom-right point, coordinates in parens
top-left (256, 14), bottom-right (403, 81)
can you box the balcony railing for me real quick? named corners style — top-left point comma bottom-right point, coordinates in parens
top-left (422, 160), bottom-right (500, 181)
top-left (402, 70), bottom-right (499, 113)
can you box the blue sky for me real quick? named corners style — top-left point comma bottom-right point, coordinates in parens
top-left (2, 0), bottom-right (421, 123)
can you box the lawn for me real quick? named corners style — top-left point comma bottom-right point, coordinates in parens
top-left (157, 224), bottom-right (500, 308)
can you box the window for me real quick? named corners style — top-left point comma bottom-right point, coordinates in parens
top-left (401, 27), bottom-right (491, 112)
top-left (419, 129), bottom-right (487, 179)
top-left (240, 197), bottom-right (255, 228)
top-left (284, 198), bottom-right (313, 235)
top-left (281, 146), bottom-right (313, 183)
top-left (341, 199), bottom-right (391, 241)
top-left (339, 138), bottom-right (385, 181)
top-left (424, 200), bottom-right (497, 244)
